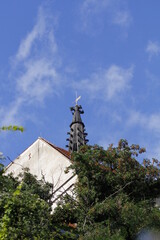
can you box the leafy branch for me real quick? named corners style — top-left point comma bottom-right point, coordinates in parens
top-left (0, 125), bottom-right (24, 132)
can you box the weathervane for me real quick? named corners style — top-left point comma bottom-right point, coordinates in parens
top-left (75, 91), bottom-right (81, 105)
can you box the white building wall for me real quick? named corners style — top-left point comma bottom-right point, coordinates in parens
top-left (5, 138), bottom-right (77, 207)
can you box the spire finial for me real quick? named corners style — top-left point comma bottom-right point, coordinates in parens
top-left (66, 98), bottom-right (89, 153)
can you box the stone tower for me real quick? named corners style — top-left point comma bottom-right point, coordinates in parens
top-left (66, 102), bottom-right (88, 153)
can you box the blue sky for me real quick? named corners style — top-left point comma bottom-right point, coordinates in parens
top-left (1, 0), bottom-right (160, 164)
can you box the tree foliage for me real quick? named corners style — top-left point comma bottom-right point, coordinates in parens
top-left (54, 140), bottom-right (160, 240)
top-left (0, 126), bottom-right (24, 132)
top-left (1, 139), bottom-right (160, 239)
top-left (0, 170), bottom-right (77, 239)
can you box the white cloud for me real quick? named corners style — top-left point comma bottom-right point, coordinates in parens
top-left (17, 59), bottom-right (59, 102)
top-left (127, 110), bottom-right (160, 134)
top-left (146, 41), bottom-right (160, 60)
top-left (82, 0), bottom-right (111, 14)
top-left (149, 114), bottom-right (160, 132)
top-left (0, 97), bottom-right (24, 125)
top-left (72, 65), bottom-right (133, 101)
top-left (126, 110), bottom-right (160, 159)
top-left (1, 5), bottom-right (61, 125)
top-left (113, 11), bottom-right (132, 27)
top-left (15, 7), bottom-right (46, 62)
top-left (80, 0), bottom-right (132, 31)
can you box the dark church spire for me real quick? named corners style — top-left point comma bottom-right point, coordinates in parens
top-left (66, 97), bottom-right (88, 153)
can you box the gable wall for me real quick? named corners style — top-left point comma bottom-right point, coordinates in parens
top-left (5, 139), bottom-right (76, 205)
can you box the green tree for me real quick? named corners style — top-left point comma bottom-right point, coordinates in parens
top-left (0, 170), bottom-right (78, 240)
top-left (54, 140), bottom-right (160, 240)
top-left (0, 171), bottom-right (51, 239)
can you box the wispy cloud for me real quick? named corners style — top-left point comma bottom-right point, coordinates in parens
top-left (82, 0), bottom-right (111, 14)
top-left (72, 65), bottom-right (133, 101)
top-left (146, 41), bottom-right (160, 60)
top-left (0, 98), bottom-right (24, 125)
top-left (127, 110), bottom-right (160, 134)
top-left (80, 0), bottom-right (132, 32)
top-left (126, 110), bottom-right (160, 159)
top-left (15, 7), bottom-right (46, 62)
top-left (16, 59), bottom-right (59, 103)
top-left (0, 5), bottom-right (61, 125)
top-left (112, 11), bottom-right (132, 28)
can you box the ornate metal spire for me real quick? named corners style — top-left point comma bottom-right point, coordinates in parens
top-left (66, 97), bottom-right (88, 153)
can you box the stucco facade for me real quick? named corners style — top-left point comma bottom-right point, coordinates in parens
top-left (5, 137), bottom-right (76, 208)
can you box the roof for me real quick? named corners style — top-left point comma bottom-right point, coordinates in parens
top-left (39, 137), bottom-right (71, 159)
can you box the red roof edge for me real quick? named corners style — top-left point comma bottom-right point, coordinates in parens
top-left (39, 137), bottom-right (71, 159)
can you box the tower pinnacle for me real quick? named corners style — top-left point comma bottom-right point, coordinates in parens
top-left (66, 99), bottom-right (88, 153)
